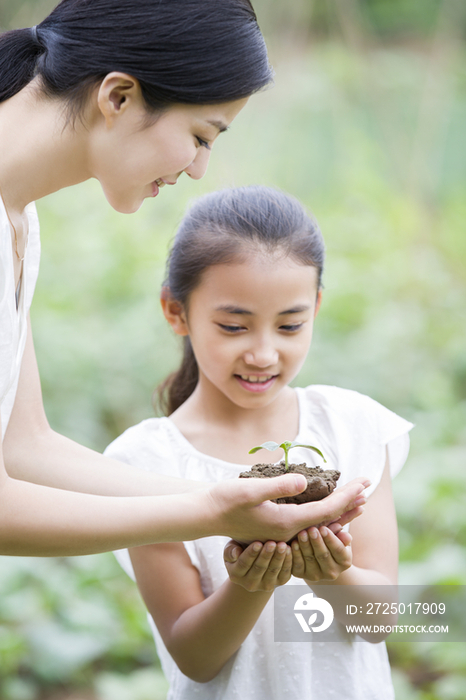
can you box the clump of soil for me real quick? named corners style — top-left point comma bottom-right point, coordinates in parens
top-left (239, 462), bottom-right (341, 505)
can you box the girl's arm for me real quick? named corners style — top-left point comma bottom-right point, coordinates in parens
top-left (129, 540), bottom-right (291, 683)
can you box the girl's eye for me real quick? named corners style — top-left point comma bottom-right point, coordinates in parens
top-left (280, 323), bottom-right (303, 332)
top-left (217, 324), bottom-right (244, 333)
top-left (196, 136), bottom-right (211, 150)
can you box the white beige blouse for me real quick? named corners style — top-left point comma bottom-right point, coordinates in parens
top-left (0, 196), bottom-right (40, 439)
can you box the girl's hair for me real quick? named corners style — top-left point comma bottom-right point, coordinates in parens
top-left (158, 185), bottom-right (325, 415)
top-left (0, 0), bottom-right (272, 119)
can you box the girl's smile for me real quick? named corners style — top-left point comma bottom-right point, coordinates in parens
top-left (234, 374), bottom-right (278, 393)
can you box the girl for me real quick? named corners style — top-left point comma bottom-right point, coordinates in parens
top-left (107, 185), bottom-right (413, 700)
top-left (0, 0), bottom-right (367, 556)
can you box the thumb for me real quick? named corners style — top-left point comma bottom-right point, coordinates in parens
top-left (223, 540), bottom-right (243, 563)
top-left (245, 474), bottom-right (307, 505)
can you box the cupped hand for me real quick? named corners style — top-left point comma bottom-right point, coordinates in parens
top-left (224, 539), bottom-right (292, 592)
top-left (291, 526), bottom-right (352, 582)
top-left (207, 475), bottom-right (370, 544)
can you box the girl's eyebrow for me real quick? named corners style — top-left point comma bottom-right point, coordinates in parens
top-left (215, 304), bottom-right (252, 315)
top-left (279, 305), bottom-right (310, 315)
top-left (214, 304), bottom-right (310, 315)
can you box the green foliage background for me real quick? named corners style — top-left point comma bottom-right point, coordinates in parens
top-left (1, 1), bottom-right (466, 698)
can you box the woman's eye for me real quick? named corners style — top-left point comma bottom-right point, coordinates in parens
top-left (280, 323), bottom-right (303, 332)
top-left (196, 136), bottom-right (211, 150)
top-left (218, 324), bottom-right (244, 333)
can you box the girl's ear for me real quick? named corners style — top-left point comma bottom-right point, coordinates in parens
top-left (160, 287), bottom-right (189, 336)
top-left (314, 289), bottom-right (323, 318)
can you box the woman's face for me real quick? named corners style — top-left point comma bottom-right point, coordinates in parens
top-left (88, 77), bottom-right (248, 213)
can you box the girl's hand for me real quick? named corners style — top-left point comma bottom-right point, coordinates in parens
top-left (291, 526), bottom-right (352, 581)
top-left (224, 539), bottom-right (292, 592)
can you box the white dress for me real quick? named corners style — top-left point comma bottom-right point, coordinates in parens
top-left (0, 196), bottom-right (41, 439)
top-left (105, 385), bottom-right (414, 700)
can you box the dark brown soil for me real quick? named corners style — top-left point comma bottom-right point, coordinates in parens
top-left (239, 462), bottom-right (340, 505)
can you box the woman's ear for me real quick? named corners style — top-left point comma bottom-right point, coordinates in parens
top-left (96, 72), bottom-right (142, 127)
top-left (314, 289), bottom-right (323, 318)
top-left (160, 287), bottom-right (189, 336)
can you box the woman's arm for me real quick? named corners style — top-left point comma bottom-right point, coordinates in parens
top-left (3, 318), bottom-right (205, 496)
top-left (129, 540), bottom-right (291, 683)
top-left (0, 318), bottom-right (370, 554)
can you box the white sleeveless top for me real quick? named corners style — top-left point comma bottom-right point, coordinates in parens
top-left (0, 196), bottom-right (41, 439)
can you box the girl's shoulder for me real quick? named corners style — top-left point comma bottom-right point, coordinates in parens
top-left (295, 384), bottom-right (414, 490)
top-left (104, 417), bottom-right (185, 479)
top-left (298, 384), bottom-right (413, 441)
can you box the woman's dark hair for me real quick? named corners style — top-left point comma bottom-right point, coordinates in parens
top-left (0, 0), bottom-right (272, 119)
top-left (157, 186), bottom-right (325, 415)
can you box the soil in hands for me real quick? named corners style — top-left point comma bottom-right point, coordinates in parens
top-left (239, 462), bottom-right (341, 505)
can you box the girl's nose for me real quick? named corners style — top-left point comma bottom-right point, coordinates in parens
top-left (184, 147), bottom-right (211, 180)
top-left (243, 344), bottom-right (279, 368)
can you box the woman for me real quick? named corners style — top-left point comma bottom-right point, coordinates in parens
top-left (0, 0), bottom-right (368, 556)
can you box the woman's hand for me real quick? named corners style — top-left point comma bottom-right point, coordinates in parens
top-left (291, 526), bottom-right (352, 582)
top-left (224, 539), bottom-right (292, 592)
top-left (209, 476), bottom-right (369, 544)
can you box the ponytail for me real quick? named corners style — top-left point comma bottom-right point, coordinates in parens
top-left (0, 27), bottom-right (44, 102)
top-left (0, 0), bottom-right (272, 116)
top-left (156, 338), bottom-right (199, 416)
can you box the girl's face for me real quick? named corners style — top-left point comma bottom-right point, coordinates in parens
top-left (164, 252), bottom-right (322, 413)
top-left (88, 74), bottom-right (248, 213)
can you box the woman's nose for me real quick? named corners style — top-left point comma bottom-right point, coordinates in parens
top-left (183, 147), bottom-right (211, 180)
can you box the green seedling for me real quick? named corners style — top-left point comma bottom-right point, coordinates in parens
top-left (248, 441), bottom-right (326, 472)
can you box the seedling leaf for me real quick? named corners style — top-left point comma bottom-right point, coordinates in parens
top-left (248, 441), bottom-right (281, 454)
top-left (248, 440), bottom-right (326, 471)
top-left (291, 443), bottom-right (327, 463)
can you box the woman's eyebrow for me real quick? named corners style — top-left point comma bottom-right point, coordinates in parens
top-left (207, 119), bottom-right (229, 134)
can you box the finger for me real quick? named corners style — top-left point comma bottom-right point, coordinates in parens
top-left (333, 479), bottom-right (369, 510)
top-left (345, 476), bottom-right (371, 490)
top-left (291, 539), bottom-right (305, 578)
top-left (297, 529), bottom-right (320, 577)
top-left (277, 546), bottom-right (293, 586)
top-left (327, 522), bottom-right (342, 535)
top-left (289, 478), bottom-right (369, 533)
top-left (329, 505), bottom-right (365, 529)
top-left (225, 541), bottom-right (263, 580)
top-left (308, 527), bottom-right (336, 577)
top-left (312, 527), bottom-right (352, 581)
top-left (335, 530), bottom-right (352, 547)
top-left (319, 527), bottom-right (352, 567)
top-left (223, 540), bottom-right (244, 564)
top-left (239, 474), bottom-right (307, 506)
top-left (261, 542), bottom-right (289, 589)
top-left (247, 541), bottom-right (279, 584)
